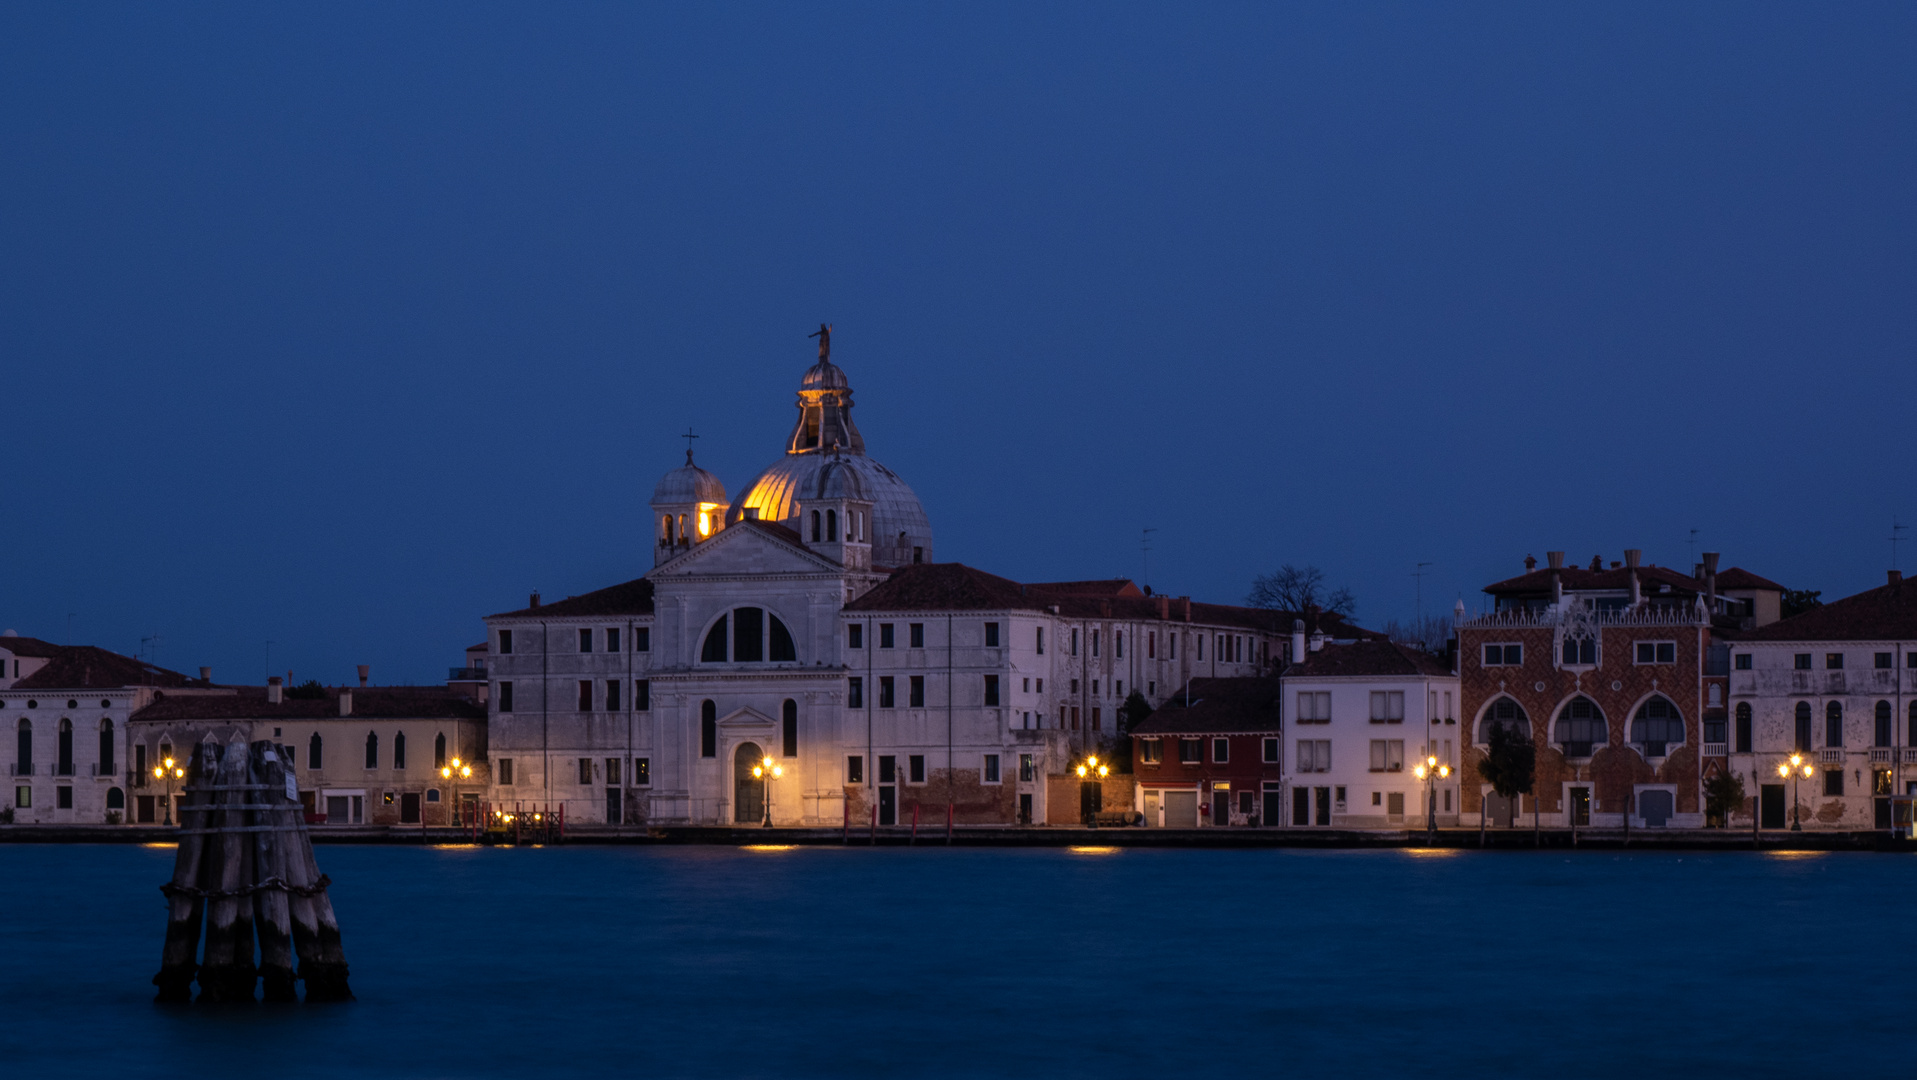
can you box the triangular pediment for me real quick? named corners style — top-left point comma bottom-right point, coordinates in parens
top-left (716, 706), bottom-right (776, 730)
top-left (649, 521), bottom-right (843, 578)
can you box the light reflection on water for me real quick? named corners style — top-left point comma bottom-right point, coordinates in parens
top-left (0, 844), bottom-right (1907, 1078)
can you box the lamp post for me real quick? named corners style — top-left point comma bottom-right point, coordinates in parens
top-left (1778, 753), bottom-right (1814, 832)
top-left (1412, 754), bottom-right (1452, 844)
top-left (439, 756), bottom-right (473, 827)
top-left (152, 756), bottom-right (184, 826)
top-left (1075, 754), bottom-right (1110, 827)
top-left (751, 756), bottom-right (783, 827)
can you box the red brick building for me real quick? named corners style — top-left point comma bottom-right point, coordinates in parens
top-left (1130, 677), bottom-right (1284, 826)
top-left (1456, 549), bottom-right (1781, 828)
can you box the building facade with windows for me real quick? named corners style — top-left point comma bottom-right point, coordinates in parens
top-left (478, 344), bottom-right (1314, 827)
top-left (1455, 550), bottom-right (1779, 830)
top-left (1279, 634), bottom-right (1460, 828)
top-left (1722, 572), bottom-right (1917, 830)
top-left (1130, 677), bottom-right (1285, 827)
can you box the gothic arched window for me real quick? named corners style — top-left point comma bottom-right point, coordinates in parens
top-left (1632, 697), bottom-right (1683, 758)
top-left (364, 731), bottom-right (379, 769)
top-left (1556, 697), bottom-right (1606, 758)
top-left (1479, 698), bottom-right (1530, 744)
top-left (309, 732), bottom-right (323, 770)
top-left (393, 731), bottom-right (407, 771)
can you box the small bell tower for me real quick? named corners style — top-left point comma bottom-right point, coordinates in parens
top-left (649, 442), bottom-right (729, 567)
top-left (795, 452), bottom-right (873, 570)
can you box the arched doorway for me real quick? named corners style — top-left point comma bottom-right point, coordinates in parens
top-left (734, 742), bottom-right (765, 824)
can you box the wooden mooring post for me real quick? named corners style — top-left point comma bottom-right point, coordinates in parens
top-left (152, 738), bottom-right (352, 1003)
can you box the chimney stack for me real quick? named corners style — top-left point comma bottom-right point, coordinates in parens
top-left (1157, 595), bottom-right (1170, 620)
top-left (267, 676), bottom-right (283, 705)
top-left (1524, 554), bottom-right (1537, 571)
top-left (1547, 551), bottom-right (1565, 605)
top-left (1292, 619), bottom-right (1306, 666)
top-left (529, 592), bottom-right (541, 610)
top-left (1891, 570), bottom-right (1904, 585)
top-left (1308, 629), bottom-right (1325, 653)
top-left (339, 689), bottom-right (353, 716)
top-left (1624, 548), bottom-right (1643, 606)
top-left (1702, 552), bottom-right (1721, 608)
top-left (357, 664), bottom-right (369, 688)
top-left (199, 666), bottom-right (211, 683)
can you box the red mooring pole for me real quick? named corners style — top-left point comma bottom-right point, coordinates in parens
top-left (842, 799), bottom-right (849, 845)
top-left (946, 802), bottom-right (954, 844)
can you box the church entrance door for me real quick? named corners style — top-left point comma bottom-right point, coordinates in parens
top-left (734, 743), bottom-right (765, 824)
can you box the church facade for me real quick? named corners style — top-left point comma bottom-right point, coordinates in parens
top-left (479, 339), bottom-right (1287, 826)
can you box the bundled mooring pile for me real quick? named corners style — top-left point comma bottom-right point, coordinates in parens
top-left (153, 736), bottom-right (352, 1003)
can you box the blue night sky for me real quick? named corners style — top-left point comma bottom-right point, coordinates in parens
top-left (2, 3), bottom-right (1912, 684)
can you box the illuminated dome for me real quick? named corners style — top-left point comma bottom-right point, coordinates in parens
top-left (651, 451), bottom-right (727, 506)
top-left (729, 348), bottom-right (933, 567)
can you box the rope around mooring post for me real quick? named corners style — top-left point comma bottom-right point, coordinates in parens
top-left (159, 874), bottom-right (333, 901)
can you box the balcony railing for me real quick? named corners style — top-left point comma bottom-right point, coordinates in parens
top-left (92, 763), bottom-right (116, 776)
top-left (1871, 748), bottom-right (1894, 765)
top-left (9, 763), bottom-right (32, 777)
top-left (1703, 743), bottom-right (1728, 758)
top-left (1819, 749), bottom-right (1845, 766)
top-left (54, 764), bottom-right (75, 777)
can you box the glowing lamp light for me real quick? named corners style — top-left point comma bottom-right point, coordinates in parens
top-left (1778, 763), bottom-right (1791, 778)
top-left (772, 765), bottom-right (784, 778)
top-left (1438, 765), bottom-right (1450, 779)
top-left (1075, 764), bottom-right (1088, 778)
top-left (752, 766), bottom-right (764, 778)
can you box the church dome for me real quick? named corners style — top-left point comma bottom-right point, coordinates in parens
top-left (651, 451), bottom-right (727, 506)
top-left (800, 360), bottom-right (850, 391)
top-left (730, 453), bottom-right (932, 566)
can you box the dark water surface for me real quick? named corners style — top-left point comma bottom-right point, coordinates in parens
top-left (1, 843), bottom-right (1911, 1078)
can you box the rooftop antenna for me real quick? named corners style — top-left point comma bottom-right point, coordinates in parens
top-left (1141, 528), bottom-right (1156, 592)
top-left (680, 427), bottom-right (699, 464)
top-left (1413, 562), bottom-right (1434, 623)
top-left (1893, 518), bottom-right (1908, 572)
top-left (1687, 528), bottom-right (1699, 570)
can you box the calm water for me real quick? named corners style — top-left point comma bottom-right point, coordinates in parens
top-left (0, 842), bottom-right (1911, 1078)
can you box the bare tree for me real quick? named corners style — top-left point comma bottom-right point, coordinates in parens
top-left (1379, 614), bottom-right (1453, 654)
top-left (1247, 565), bottom-right (1356, 618)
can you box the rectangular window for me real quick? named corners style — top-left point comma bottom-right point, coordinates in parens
top-left (1483, 643), bottom-right (1522, 666)
top-left (985, 622), bottom-right (1000, 647)
top-left (578, 680), bottom-right (593, 711)
top-left (1019, 753), bottom-right (1036, 782)
top-left (1562, 637), bottom-right (1597, 665)
top-left (636, 680), bottom-right (650, 711)
top-left (879, 676), bottom-right (895, 708)
top-left (1070, 679), bottom-right (1079, 694)
top-left (1827, 653), bottom-right (1844, 670)
top-left (15, 786), bottom-right (28, 808)
top-left (1148, 632), bottom-right (1156, 659)
top-left (1795, 653), bottom-right (1813, 670)
top-left (848, 677), bottom-right (864, 708)
top-left (879, 624), bottom-right (895, 648)
top-left (1035, 678), bottom-right (1043, 693)
top-left (1367, 740), bottom-right (1406, 772)
top-left (1072, 629), bottom-right (1080, 656)
top-left (635, 627), bottom-right (650, 652)
top-left (497, 681), bottom-right (514, 712)
top-left (984, 675), bottom-right (1000, 706)
top-left (1705, 715), bottom-right (1726, 743)
top-left (578, 758), bottom-right (593, 785)
top-left (1070, 707), bottom-right (1080, 729)
top-left (879, 756), bottom-right (896, 783)
top-left (1735, 712), bottom-right (1753, 753)
top-left (1296, 691), bottom-right (1331, 723)
top-left (1825, 769), bottom-right (1845, 797)
top-left (983, 754), bottom-right (1001, 783)
top-left (1036, 627), bottom-right (1045, 654)
top-left (1116, 633), bottom-right (1123, 659)
top-left (1635, 641), bottom-right (1677, 664)
top-left (1115, 680), bottom-right (1123, 697)
top-left (1169, 634), bottom-right (1176, 659)
top-left (1179, 738), bottom-right (1202, 763)
top-left (848, 624), bottom-right (863, 649)
top-left (56, 786), bottom-right (72, 809)
top-left (909, 676), bottom-right (925, 708)
top-left (1092, 630), bottom-right (1100, 657)
top-left (606, 680), bottom-right (621, 711)
top-left (847, 755), bottom-right (864, 784)
top-left (606, 628), bottom-right (620, 653)
top-left (1091, 680), bottom-right (1099, 696)
top-left (1263, 737), bottom-right (1279, 763)
top-left (579, 628), bottom-right (593, 653)
top-left (498, 758), bottom-right (514, 785)
top-left (1876, 652), bottom-right (1894, 669)
top-left (908, 755), bottom-right (925, 784)
top-left (909, 623), bottom-right (925, 648)
top-left (498, 629), bottom-right (514, 655)
top-left (1212, 738), bottom-right (1229, 763)
top-left (1091, 708), bottom-right (1101, 730)
top-left (606, 758), bottom-right (621, 786)
top-left (1140, 739), bottom-right (1162, 765)
top-left (1296, 740), bottom-right (1331, 773)
top-left (1369, 691), bottom-right (1405, 723)
top-left (1734, 653), bottom-right (1752, 670)
top-left (635, 758), bottom-right (650, 786)
top-left (1197, 636), bottom-right (1204, 660)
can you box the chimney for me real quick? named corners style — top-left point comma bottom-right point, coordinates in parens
top-left (529, 592), bottom-right (541, 610)
top-left (1891, 570), bottom-right (1904, 586)
top-left (339, 689), bottom-right (353, 716)
top-left (1291, 619), bottom-right (1306, 666)
top-left (1624, 548), bottom-right (1643, 606)
top-left (1547, 551), bottom-right (1565, 605)
top-left (357, 664), bottom-right (369, 688)
top-left (1703, 552), bottom-right (1721, 607)
top-left (1179, 597), bottom-right (1191, 622)
top-left (267, 676), bottom-right (283, 705)
top-left (199, 666), bottom-right (211, 683)
top-left (1524, 554), bottom-right (1537, 571)
top-left (1590, 555), bottom-right (1602, 572)
top-left (1308, 629), bottom-right (1325, 653)
top-left (1157, 595), bottom-right (1170, 620)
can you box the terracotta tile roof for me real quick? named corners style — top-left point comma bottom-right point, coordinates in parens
top-left (1483, 565), bottom-right (1710, 596)
top-left (1715, 567), bottom-right (1786, 592)
top-left (0, 635), bottom-right (66, 658)
top-left (1025, 580), bottom-right (1145, 598)
top-left (1283, 638), bottom-right (1452, 679)
top-left (11, 646), bottom-right (192, 689)
top-left (844, 563), bottom-right (1370, 637)
top-left (489, 578), bottom-right (656, 620)
top-left (1132, 678), bottom-right (1283, 736)
top-left (132, 686), bottom-right (485, 722)
top-left (1738, 578), bottom-right (1917, 642)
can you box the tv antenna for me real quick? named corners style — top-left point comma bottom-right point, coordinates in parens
top-left (1413, 562), bottom-right (1434, 622)
top-left (1141, 528), bottom-right (1157, 592)
top-left (1893, 518), bottom-right (1908, 572)
top-left (1686, 528), bottom-right (1699, 569)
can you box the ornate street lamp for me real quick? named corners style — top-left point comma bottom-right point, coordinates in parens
top-left (1412, 754), bottom-right (1451, 844)
top-left (751, 756), bottom-right (784, 827)
top-left (152, 756), bottom-right (185, 826)
top-left (439, 756), bottom-right (472, 827)
top-left (1778, 753), bottom-right (1814, 832)
top-left (1075, 755), bottom-right (1110, 827)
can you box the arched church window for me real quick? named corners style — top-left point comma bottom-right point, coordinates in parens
top-left (1555, 697), bottom-right (1606, 758)
top-left (702, 615), bottom-right (729, 662)
top-left (782, 699), bottom-right (798, 757)
top-left (734, 607), bottom-right (765, 662)
top-left (1632, 697), bottom-right (1684, 758)
top-left (700, 701), bottom-right (717, 758)
top-left (770, 615), bottom-right (797, 662)
top-left (662, 515), bottom-right (673, 544)
top-left (826, 509), bottom-right (838, 542)
top-left (811, 511), bottom-right (821, 542)
top-left (1479, 698), bottom-right (1529, 744)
